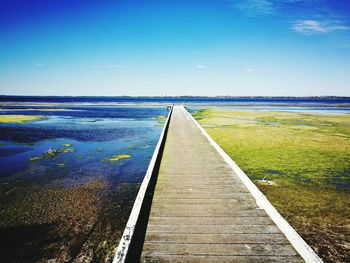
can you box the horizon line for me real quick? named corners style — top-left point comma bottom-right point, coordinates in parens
top-left (1, 95), bottom-right (350, 99)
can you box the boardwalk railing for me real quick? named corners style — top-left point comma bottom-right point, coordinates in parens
top-left (184, 107), bottom-right (323, 263)
top-left (112, 106), bottom-right (173, 263)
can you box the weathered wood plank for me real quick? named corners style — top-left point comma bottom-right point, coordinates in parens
top-left (151, 198), bottom-right (257, 205)
top-left (148, 216), bottom-right (273, 225)
top-left (142, 243), bottom-right (299, 256)
top-left (149, 203), bottom-right (259, 211)
top-left (154, 188), bottom-right (250, 194)
top-left (151, 192), bottom-right (255, 199)
top-left (141, 255), bottom-right (303, 263)
top-left (149, 209), bottom-right (267, 217)
top-left (144, 233), bottom-right (289, 244)
top-left (156, 178), bottom-right (239, 183)
top-left (145, 224), bottom-right (281, 234)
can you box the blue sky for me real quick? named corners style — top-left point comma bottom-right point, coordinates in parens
top-left (0, 0), bottom-right (349, 96)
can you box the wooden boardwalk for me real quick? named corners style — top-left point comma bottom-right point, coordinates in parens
top-left (140, 106), bottom-right (304, 262)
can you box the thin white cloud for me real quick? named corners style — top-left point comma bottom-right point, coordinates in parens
top-left (35, 63), bottom-right (45, 66)
top-left (196, 65), bottom-right (207, 69)
top-left (244, 68), bottom-right (254, 72)
top-left (230, 0), bottom-right (274, 16)
top-left (291, 20), bottom-right (349, 34)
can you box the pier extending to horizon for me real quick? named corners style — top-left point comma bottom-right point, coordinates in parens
top-left (113, 106), bottom-right (322, 263)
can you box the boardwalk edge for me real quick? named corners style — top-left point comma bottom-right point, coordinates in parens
top-left (184, 106), bottom-right (323, 263)
top-left (112, 107), bottom-right (173, 263)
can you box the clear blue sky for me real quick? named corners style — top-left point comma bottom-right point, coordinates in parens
top-left (0, 0), bottom-right (349, 96)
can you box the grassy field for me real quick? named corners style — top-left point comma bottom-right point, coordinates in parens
top-left (193, 109), bottom-right (350, 263)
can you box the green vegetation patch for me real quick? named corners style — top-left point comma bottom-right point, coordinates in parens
top-left (61, 143), bottom-right (72, 147)
top-left (29, 149), bottom-right (58, 162)
top-left (193, 109), bottom-right (350, 262)
top-left (107, 154), bottom-right (132, 162)
top-left (153, 115), bottom-right (167, 127)
top-left (152, 115), bottom-right (167, 121)
top-left (58, 148), bottom-right (75, 153)
top-left (0, 115), bottom-right (45, 123)
top-left (29, 147), bottom-right (74, 162)
top-left (29, 156), bottom-right (46, 162)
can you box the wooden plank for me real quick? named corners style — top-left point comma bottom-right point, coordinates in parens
top-left (149, 209), bottom-right (267, 217)
top-left (151, 192), bottom-right (255, 199)
top-left (149, 203), bottom-right (259, 211)
top-left (148, 216), bottom-right (273, 225)
top-left (142, 243), bottom-right (299, 256)
top-left (141, 255), bottom-right (303, 263)
top-left (156, 178), bottom-right (239, 183)
top-left (151, 198), bottom-right (257, 205)
top-left (145, 224), bottom-right (281, 234)
top-left (154, 188), bottom-right (250, 194)
top-left (144, 233), bottom-right (289, 244)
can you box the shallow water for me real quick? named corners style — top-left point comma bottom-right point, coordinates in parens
top-left (0, 106), bottom-right (167, 180)
top-left (0, 104), bottom-right (168, 262)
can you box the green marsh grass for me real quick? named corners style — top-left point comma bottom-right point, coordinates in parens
top-left (193, 109), bottom-right (350, 262)
top-left (0, 115), bottom-right (44, 123)
top-left (107, 154), bottom-right (132, 162)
